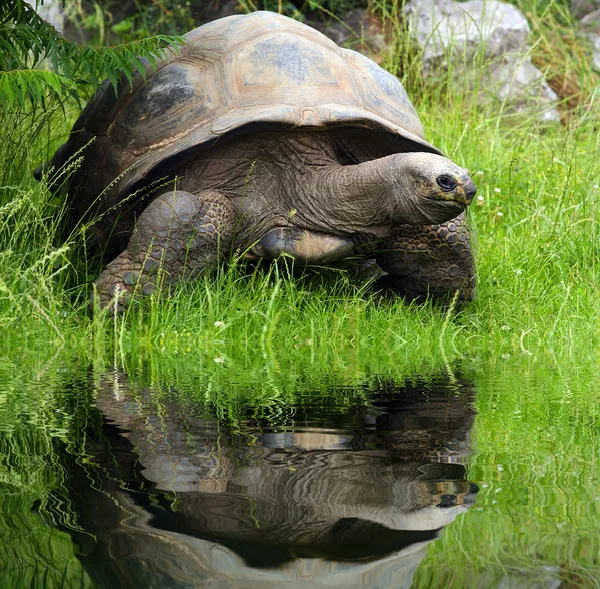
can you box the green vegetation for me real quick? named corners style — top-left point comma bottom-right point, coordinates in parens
top-left (0, 1), bottom-right (599, 587)
top-left (1, 0), bottom-right (597, 367)
top-left (0, 0), bottom-right (182, 111)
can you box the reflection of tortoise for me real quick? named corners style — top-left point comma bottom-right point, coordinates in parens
top-left (38, 11), bottom-right (476, 309)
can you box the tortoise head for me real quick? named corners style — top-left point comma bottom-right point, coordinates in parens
top-left (389, 152), bottom-right (476, 225)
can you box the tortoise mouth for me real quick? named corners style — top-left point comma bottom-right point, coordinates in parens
top-left (433, 187), bottom-right (475, 208)
top-left (459, 180), bottom-right (477, 205)
top-left (424, 199), bottom-right (467, 225)
top-left (444, 200), bottom-right (468, 215)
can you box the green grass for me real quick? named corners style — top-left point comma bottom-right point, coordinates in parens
top-left (2, 79), bottom-right (598, 368)
top-left (1, 1), bottom-right (599, 367)
top-left (1, 2), bottom-right (599, 586)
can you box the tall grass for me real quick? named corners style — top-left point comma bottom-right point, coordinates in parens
top-left (0, 1), bottom-right (597, 364)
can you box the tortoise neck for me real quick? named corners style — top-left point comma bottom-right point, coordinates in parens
top-left (293, 154), bottom-right (417, 234)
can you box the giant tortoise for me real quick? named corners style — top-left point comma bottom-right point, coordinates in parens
top-left (37, 11), bottom-right (476, 309)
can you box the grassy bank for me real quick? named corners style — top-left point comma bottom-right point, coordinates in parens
top-left (2, 86), bottom-right (599, 369)
top-left (2, 3), bottom-right (599, 369)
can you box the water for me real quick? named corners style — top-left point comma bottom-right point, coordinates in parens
top-left (1, 362), bottom-right (599, 588)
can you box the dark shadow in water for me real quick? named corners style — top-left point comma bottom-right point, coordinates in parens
top-left (64, 371), bottom-right (478, 588)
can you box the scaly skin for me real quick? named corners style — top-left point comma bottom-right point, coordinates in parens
top-left (375, 212), bottom-right (476, 302)
top-left (92, 190), bottom-right (236, 311)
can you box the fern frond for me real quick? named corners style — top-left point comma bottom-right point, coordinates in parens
top-left (0, 0), bottom-right (183, 112)
top-left (0, 70), bottom-right (75, 109)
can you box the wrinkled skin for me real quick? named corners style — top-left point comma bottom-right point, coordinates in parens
top-left (93, 129), bottom-right (476, 310)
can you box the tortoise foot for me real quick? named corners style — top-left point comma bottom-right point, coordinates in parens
top-left (376, 213), bottom-right (476, 303)
top-left (91, 255), bottom-right (159, 312)
top-left (91, 189), bottom-right (236, 312)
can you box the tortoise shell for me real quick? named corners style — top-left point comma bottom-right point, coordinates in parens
top-left (45, 11), bottom-right (441, 216)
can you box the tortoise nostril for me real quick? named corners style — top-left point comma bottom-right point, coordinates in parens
top-left (463, 181), bottom-right (477, 203)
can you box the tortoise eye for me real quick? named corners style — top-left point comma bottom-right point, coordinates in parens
top-left (437, 175), bottom-right (456, 191)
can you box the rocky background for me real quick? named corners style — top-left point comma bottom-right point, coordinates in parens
top-left (29, 0), bottom-right (600, 123)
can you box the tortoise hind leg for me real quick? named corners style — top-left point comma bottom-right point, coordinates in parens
top-left (375, 212), bottom-right (476, 303)
top-left (93, 189), bottom-right (236, 311)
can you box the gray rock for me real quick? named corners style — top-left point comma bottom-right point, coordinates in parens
top-left (571, 0), bottom-right (600, 19)
top-left (576, 9), bottom-right (600, 72)
top-left (496, 565), bottom-right (562, 589)
top-left (581, 6), bottom-right (600, 29)
top-left (405, 0), bottom-right (560, 122)
top-left (305, 9), bottom-right (386, 59)
top-left (584, 31), bottom-right (600, 72)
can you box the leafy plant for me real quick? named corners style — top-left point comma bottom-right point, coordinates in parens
top-left (0, 0), bottom-right (183, 111)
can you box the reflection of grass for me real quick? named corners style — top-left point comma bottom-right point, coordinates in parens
top-left (2, 353), bottom-right (599, 587)
top-left (415, 360), bottom-right (600, 588)
top-left (0, 362), bottom-right (93, 588)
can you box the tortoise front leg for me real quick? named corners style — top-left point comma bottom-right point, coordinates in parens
top-left (375, 212), bottom-right (476, 303)
top-left (93, 190), bottom-right (236, 311)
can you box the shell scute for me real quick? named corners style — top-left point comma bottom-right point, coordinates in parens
top-left (109, 62), bottom-right (218, 153)
top-left (240, 35), bottom-right (337, 87)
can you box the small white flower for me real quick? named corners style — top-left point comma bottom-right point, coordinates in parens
top-left (214, 321), bottom-right (225, 328)
top-left (515, 269), bottom-right (523, 275)
top-left (501, 325), bottom-right (511, 331)
top-left (594, 184), bottom-right (599, 190)
top-left (214, 356), bottom-right (225, 363)
top-left (475, 170), bottom-right (484, 176)
top-left (477, 195), bottom-right (484, 202)
top-left (501, 353), bottom-right (511, 359)
top-left (497, 465), bottom-right (504, 472)
top-left (306, 338), bottom-right (313, 347)
top-left (496, 211), bottom-right (503, 218)
top-left (494, 187), bottom-right (501, 193)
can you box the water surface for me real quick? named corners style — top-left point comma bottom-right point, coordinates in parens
top-left (1, 361), bottom-right (598, 588)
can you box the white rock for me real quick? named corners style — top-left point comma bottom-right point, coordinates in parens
top-left (588, 34), bottom-right (600, 71)
top-left (571, 0), bottom-right (600, 19)
top-left (405, 0), bottom-right (560, 122)
top-left (580, 9), bottom-right (600, 72)
top-left (406, 0), bottom-right (530, 71)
